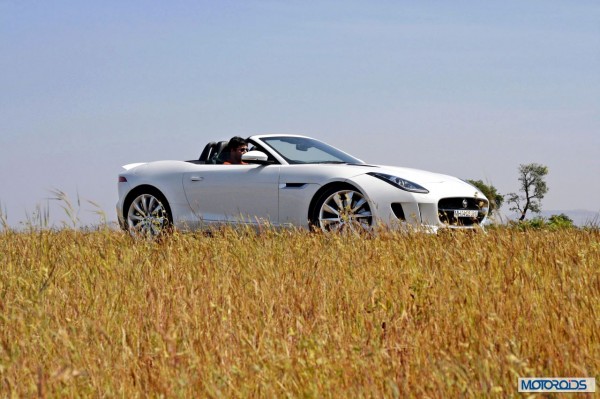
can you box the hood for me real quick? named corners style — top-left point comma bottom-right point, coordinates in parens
top-left (358, 164), bottom-right (486, 199)
top-left (371, 165), bottom-right (462, 184)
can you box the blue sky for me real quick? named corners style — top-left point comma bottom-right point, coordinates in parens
top-left (1, 1), bottom-right (599, 226)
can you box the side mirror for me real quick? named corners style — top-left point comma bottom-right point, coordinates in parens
top-left (242, 150), bottom-right (270, 164)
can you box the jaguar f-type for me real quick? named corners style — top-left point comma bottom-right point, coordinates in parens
top-left (117, 135), bottom-right (488, 236)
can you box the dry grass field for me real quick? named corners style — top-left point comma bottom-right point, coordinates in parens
top-left (1, 226), bottom-right (598, 397)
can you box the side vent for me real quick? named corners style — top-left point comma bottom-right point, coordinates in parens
top-left (391, 203), bottom-right (406, 221)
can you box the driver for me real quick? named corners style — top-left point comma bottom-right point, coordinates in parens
top-left (223, 136), bottom-right (249, 165)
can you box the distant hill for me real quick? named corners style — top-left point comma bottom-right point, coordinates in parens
top-left (499, 209), bottom-right (600, 227)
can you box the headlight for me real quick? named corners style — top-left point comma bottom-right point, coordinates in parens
top-left (367, 172), bottom-right (429, 194)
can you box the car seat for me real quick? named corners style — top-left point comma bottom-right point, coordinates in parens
top-left (198, 142), bottom-right (217, 163)
top-left (209, 141), bottom-right (230, 164)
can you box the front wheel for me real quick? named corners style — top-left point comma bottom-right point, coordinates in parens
top-left (126, 192), bottom-right (172, 238)
top-left (312, 187), bottom-right (373, 232)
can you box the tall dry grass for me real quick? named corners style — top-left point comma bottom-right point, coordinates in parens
top-left (0, 227), bottom-right (598, 397)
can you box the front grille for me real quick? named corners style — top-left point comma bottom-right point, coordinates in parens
top-left (438, 197), bottom-right (488, 226)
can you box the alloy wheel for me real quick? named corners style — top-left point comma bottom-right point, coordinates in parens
top-left (318, 189), bottom-right (372, 232)
top-left (127, 193), bottom-right (170, 238)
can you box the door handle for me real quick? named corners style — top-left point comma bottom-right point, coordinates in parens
top-left (190, 176), bottom-right (204, 182)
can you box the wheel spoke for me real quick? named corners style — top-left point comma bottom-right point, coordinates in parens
top-left (148, 196), bottom-right (156, 212)
top-left (355, 211), bottom-right (372, 218)
top-left (323, 203), bottom-right (340, 216)
top-left (133, 201), bottom-right (146, 216)
top-left (345, 191), bottom-right (354, 207)
top-left (141, 195), bottom-right (150, 213)
top-left (330, 222), bottom-right (343, 232)
top-left (333, 193), bottom-right (344, 210)
top-left (131, 222), bottom-right (143, 232)
top-left (129, 213), bottom-right (143, 222)
top-left (151, 204), bottom-right (164, 217)
top-left (352, 198), bottom-right (366, 213)
top-left (348, 222), bottom-right (361, 232)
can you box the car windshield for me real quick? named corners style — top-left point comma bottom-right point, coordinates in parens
top-left (261, 136), bottom-right (364, 165)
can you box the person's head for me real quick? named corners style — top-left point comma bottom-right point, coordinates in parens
top-left (227, 136), bottom-right (248, 164)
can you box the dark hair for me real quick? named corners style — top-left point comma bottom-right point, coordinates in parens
top-left (228, 136), bottom-right (247, 150)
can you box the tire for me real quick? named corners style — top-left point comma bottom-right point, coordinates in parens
top-left (125, 191), bottom-right (173, 238)
top-left (311, 186), bottom-right (373, 232)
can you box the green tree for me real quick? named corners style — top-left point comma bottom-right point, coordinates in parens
top-left (548, 213), bottom-right (574, 228)
top-left (506, 163), bottom-right (549, 221)
top-left (466, 180), bottom-right (504, 216)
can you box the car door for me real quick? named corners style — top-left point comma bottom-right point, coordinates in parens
top-left (183, 164), bottom-right (280, 225)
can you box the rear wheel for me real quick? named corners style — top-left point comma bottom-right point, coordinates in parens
top-left (312, 186), bottom-right (373, 232)
top-left (126, 192), bottom-right (172, 238)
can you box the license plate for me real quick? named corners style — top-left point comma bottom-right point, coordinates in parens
top-left (454, 209), bottom-right (479, 218)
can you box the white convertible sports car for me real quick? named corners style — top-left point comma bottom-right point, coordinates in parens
top-left (117, 135), bottom-right (489, 236)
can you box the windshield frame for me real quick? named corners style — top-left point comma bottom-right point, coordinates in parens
top-left (257, 136), bottom-right (364, 165)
